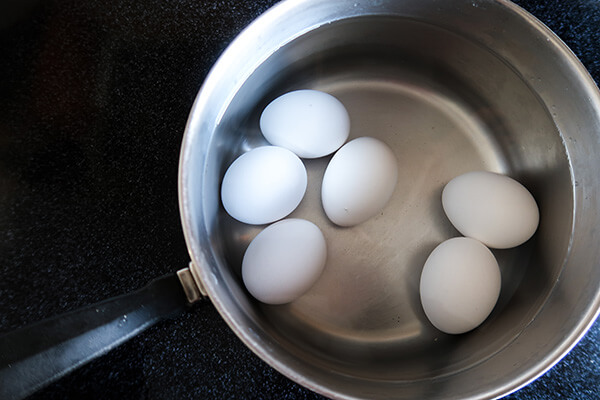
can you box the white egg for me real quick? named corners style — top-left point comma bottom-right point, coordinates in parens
top-left (442, 171), bottom-right (539, 249)
top-left (259, 89), bottom-right (350, 159)
top-left (242, 218), bottom-right (327, 304)
top-left (420, 237), bottom-right (501, 335)
top-left (321, 137), bottom-right (398, 227)
top-left (221, 146), bottom-right (307, 225)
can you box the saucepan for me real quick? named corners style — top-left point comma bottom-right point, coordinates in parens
top-left (2, 0), bottom-right (600, 399)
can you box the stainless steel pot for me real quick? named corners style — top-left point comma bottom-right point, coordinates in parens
top-left (179, 0), bottom-right (600, 398)
top-left (2, 0), bottom-right (600, 399)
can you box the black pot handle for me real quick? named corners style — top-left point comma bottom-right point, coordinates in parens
top-left (0, 267), bottom-right (205, 400)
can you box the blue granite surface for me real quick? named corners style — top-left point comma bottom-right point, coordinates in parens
top-left (0, 0), bottom-right (599, 399)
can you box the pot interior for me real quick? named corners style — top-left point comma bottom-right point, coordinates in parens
top-left (181, 2), bottom-right (596, 398)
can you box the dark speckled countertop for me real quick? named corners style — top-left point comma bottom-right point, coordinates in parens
top-left (1, 0), bottom-right (599, 399)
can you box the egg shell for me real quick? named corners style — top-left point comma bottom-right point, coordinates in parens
top-left (321, 137), bottom-right (398, 227)
top-left (221, 146), bottom-right (307, 225)
top-left (242, 218), bottom-right (327, 304)
top-left (419, 237), bottom-right (501, 335)
top-left (442, 171), bottom-right (539, 249)
top-left (259, 89), bottom-right (350, 159)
